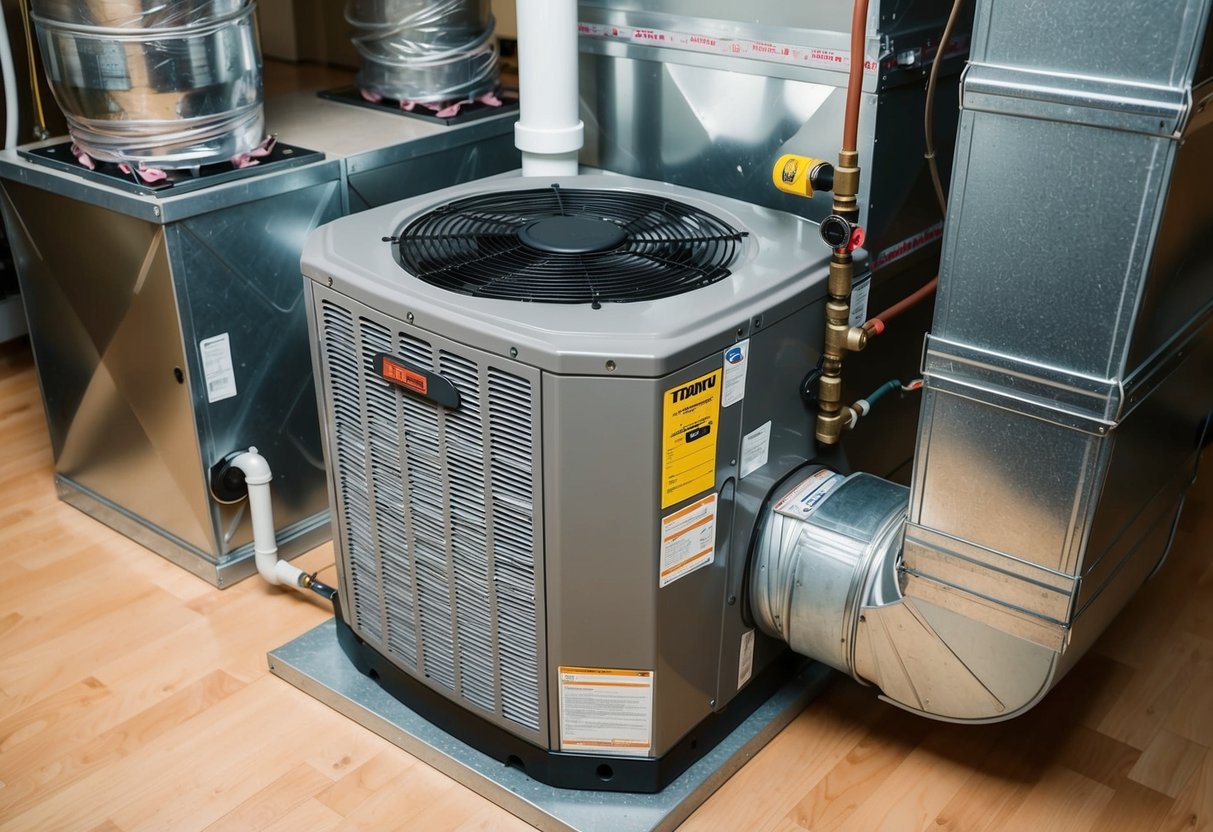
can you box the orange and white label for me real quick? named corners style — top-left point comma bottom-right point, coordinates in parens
top-left (659, 493), bottom-right (717, 588)
top-left (380, 357), bottom-right (428, 396)
top-left (558, 666), bottom-right (654, 757)
top-left (579, 22), bottom-right (880, 73)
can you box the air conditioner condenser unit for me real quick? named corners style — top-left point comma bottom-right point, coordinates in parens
top-left (300, 172), bottom-right (840, 792)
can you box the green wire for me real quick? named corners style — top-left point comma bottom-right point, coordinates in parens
top-left (865, 379), bottom-right (902, 405)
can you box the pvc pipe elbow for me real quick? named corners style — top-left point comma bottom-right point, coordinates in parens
top-left (229, 448), bottom-right (305, 589)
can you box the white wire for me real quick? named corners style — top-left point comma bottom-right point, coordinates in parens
top-left (0, 7), bottom-right (19, 149)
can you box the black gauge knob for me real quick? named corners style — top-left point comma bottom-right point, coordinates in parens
top-left (820, 215), bottom-right (852, 249)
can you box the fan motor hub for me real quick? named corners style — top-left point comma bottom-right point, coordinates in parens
top-left (518, 216), bottom-right (628, 254)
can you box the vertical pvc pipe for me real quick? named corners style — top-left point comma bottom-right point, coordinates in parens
top-left (0, 10), bottom-right (19, 149)
top-left (513, 0), bottom-right (583, 176)
top-left (230, 448), bottom-right (308, 591)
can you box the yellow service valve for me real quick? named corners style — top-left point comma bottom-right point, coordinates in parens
top-left (772, 154), bottom-right (835, 198)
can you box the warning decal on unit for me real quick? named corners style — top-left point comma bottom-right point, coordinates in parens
top-left (659, 493), bottom-right (717, 588)
top-left (558, 667), bottom-right (654, 757)
top-left (199, 333), bottom-right (238, 404)
top-left (738, 629), bottom-right (756, 689)
top-left (722, 341), bottom-right (749, 408)
top-left (739, 421), bottom-right (772, 479)
top-left (774, 469), bottom-right (844, 520)
top-left (661, 370), bottom-right (722, 508)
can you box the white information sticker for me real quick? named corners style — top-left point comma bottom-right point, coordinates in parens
top-left (739, 421), bottom-right (772, 479)
top-left (849, 278), bottom-right (872, 328)
top-left (199, 333), bottom-right (238, 403)
top-left (559, 667), bottom-right (654, 757)
top-left (722, 340), bottom-right (750, 408)
top-left (659, 494), bottom-right (717, 588)
top-left (774, 469), bottom-right (844, 520)
top-left (738, 629), bottom-right (756, 689)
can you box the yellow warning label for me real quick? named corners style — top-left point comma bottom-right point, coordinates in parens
top-left (661, 369), bottom-right (721, 509)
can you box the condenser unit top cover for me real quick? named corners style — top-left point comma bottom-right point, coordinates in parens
top-left (301, 172), bottom-right (830, 376)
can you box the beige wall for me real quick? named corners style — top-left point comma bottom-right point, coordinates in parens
top-left (495, 0), bottom-right (516, 39)
top-left (258, 0), bottom-right (518, 66)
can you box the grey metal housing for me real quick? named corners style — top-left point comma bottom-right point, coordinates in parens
top-left (302, 172), bottom-right (833, 754)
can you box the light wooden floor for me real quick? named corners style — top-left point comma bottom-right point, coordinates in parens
top-left (1, 333), bottom-right (1211, 832)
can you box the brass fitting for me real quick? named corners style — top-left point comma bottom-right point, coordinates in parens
top-left (813, 145), bottom-right (866, 445)
top-left (817, 374), bottom-right (843, 405)
top-left (846, 326), bottom-right (869, 352)
top-left (815, 219), bottom-right (864, 445)
top-left (816, 409), bottom-right (846, 445)
top-left (832, 150), bottom-right (861, 220)
top-left (828, 256), bottom-right (853, 298)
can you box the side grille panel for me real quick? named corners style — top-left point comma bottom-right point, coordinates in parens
top-left (321, 302), bottom-right (383, 645)
top-left (315, 290), bottom-right (545, 742)
top-left (488, 369), bottom-right (541, 729)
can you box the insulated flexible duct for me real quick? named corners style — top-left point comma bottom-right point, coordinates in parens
top-left (347, 0), bottom-right (499, 104)
top-left (30, 0), bottom-right (264, 167)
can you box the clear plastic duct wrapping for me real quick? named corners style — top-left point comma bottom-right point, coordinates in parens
top-left (348, 0), bottom-right (499, 104)
top-left (31, 0), bottom-right (264, 168)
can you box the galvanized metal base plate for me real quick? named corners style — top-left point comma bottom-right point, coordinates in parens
top-left (269, 620), bottom-right (833, 832)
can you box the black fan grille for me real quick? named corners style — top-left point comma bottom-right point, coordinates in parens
top-left (394, 185), bottom-right (748, 304)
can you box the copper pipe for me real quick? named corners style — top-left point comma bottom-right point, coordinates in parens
top-left (865, 276), bottom-right (939, 335)
top-left (842, 0), bottom-right (871, 152)
top-left (924, 0), bottom-right (967, 216)
top-left (18, 0), bottom-right (48, 137)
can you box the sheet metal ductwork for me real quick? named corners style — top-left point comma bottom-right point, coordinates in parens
top-left (752, 0), bottom-right (1213, 721)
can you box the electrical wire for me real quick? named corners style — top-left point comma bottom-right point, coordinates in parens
top-left (865, 379), bottom-right (903, 405)
top-left (864, 0), bottom-right (966, 338)
top-left (846, 378), bottom-right (925, 430)
top-left (924, 0), bottom-right (967, 217)
top-left (18, 0), bottom-right (48, 140)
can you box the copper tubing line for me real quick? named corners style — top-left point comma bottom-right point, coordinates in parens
top-left (865, 0), bottom-right (964, 337)
top-left (924, 0), bottom-right (968, 216)
top-left (842, 0), bottom-right (871, 152)
top-left (18, 0), bottom-right (48, 135)
top-left (865, 276), bottom-right (939, 334)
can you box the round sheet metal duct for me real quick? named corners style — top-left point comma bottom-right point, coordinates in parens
top-left (751, 469), bottom-right (905, 675)
top-left (750, 469), bottom-right (1060, 722)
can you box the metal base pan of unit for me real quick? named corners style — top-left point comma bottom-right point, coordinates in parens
top-left (58, 476), bottom-right (330, 589)
top-left (269, 619), bottom-right (833, 832)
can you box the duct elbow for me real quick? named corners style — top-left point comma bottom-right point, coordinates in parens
top-left (851, 596), bottom-right (1059, 722)
top-left (751, 469), bottom-right (1060, 723)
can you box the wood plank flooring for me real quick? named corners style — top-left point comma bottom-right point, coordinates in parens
top-left (1, 332), bottom-right (1210, 831)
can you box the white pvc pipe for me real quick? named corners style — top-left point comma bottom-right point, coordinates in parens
top-left (513, 0), bottom-right (583, 176)
top-left (230, 448), bottom-right (308, 591)
top-left (0, 8), bottom-right (19, 150)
